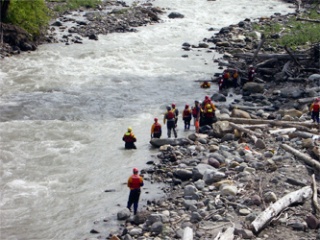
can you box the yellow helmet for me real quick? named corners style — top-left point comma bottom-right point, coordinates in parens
top-left (128, 127), bottom-right (132, 132)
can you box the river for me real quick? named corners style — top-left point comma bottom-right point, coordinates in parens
top-left (0, 0), bottom-right (294, 239)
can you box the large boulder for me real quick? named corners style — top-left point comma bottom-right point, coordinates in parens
top-left (242, 82), bottom-right (265, 94)
top-left (231, 109), bottom-right (251, 119)
top-left (210, 121), bottom-right (233, 138)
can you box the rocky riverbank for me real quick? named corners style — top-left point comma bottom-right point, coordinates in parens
top-left (85, 1), bottom-right (319, 240)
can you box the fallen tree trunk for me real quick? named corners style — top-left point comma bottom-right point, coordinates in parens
top-left (252, 34), bottom-right (266, 64)
top-left (280, 144), bottom-right (320, 171)
top-left (218, 117), bottom-right (316, 128)
top-left (311, 174), bottom-right (320, 217)
top-left (229, 122), bottom-right (263, 140)
top-left (296, 17), bottom-right (320, 23)
top-left (234, 53), bottom-right (308, 60)
top-left (298, 97), bottom-right (316, 104)
top-left (285, 46), bottom-right (303, 68)
top-left (269, 128), bottom-right (296, 135)
top-left (230, 104), bottom-right (275, 112)
top-left (251, 186), bottom-right (312, 233)
top-left (289, 131), bottom-right (320, 139)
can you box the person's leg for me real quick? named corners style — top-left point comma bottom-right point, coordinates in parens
top-left (167, 125), bottom-right (171, 138)
top-left (132, 190), bottom-right (141, 215)
top-left (127, 190), bottom-right (134, 211)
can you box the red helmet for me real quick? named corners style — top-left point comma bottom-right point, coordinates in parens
top-left (133, 168), bottom-right (138, 173)
top-left (205, 96), bottom-right (209, 100)
top-left (171, 103), bottom-right (175, 107)
top-left (154, 118), bottom-right (158, 122)
top-left (185, 104), bottom-right (189, 108)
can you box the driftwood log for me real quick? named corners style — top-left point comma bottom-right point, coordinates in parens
top-left (296, 17), bottom-right (320, 23)
top-left (229, 122), bottom-right (262, 142)
top-left (218, 117), bottom-right (316, 128)
top-left (234, 53), bottom-right (308, 60)
top-left (289, 131), bottom-right (320, 139)
top-left (311, 174), bottom-right (320, 217)
top-left (280, 144), bottom-right (320, 171)
top-left (251, 186), bottom-right (312, 233)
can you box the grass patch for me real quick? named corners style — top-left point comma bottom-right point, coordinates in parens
top-left (251, 4), bottom-right (320, 49)
top-left (48, 0), bottom-right (102, 14)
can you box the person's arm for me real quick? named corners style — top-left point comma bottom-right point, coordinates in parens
top-left (139, 176), bottom-right (144, 187)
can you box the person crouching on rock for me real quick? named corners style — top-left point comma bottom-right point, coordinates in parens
top-left (151, 118), bottom-right (162, 139)
top-left (122, 127), bottom-right (137, 149)
top-left (127, 168), bottom-right (144, 215)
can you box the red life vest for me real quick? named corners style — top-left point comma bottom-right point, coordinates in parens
top-left (153, 123), bottom-right (161, 133)
top-left (166, 110), bottom-right (175, 120)
top-left (183, 109), bottom-right (191, 118)
top-left (129, 174), bottom-right (142, 189)
top-left (313, 103), bottom-right (320, 112)
top-left (123, 132), bottom-right (136, 142)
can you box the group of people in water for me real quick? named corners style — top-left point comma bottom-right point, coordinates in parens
top-left (122, 95), bottom-right (218, 149)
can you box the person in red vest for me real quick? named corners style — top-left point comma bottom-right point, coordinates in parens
top-left (122, 127), bottom-right (137, 149)
top-left (151, 118), bottom-right (162, 138)
top-left (182, 104), bottom-right (192, 130)
top-left (163, 106), bottom-right (177, 138)
top-left (127, 168), bottom-right (144, 215)
top-left (310, 97), bottom-right (320, 124)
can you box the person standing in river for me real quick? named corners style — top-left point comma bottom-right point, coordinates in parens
top-left (150, 118), bottom-right (162, 138)
top-left (127, 168), bottom-right (144, 215)
top-left (182, 104), bottom-right (192, 130)
top-left (163, 106), bottom-right (177, 138)
top-left (171, 103), bottom-right (179, 128)
top-left (122, 127), bottom-right (137, 149)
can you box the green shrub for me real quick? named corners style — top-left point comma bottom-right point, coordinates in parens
top-left (5, 0), bottom-right (51, 39)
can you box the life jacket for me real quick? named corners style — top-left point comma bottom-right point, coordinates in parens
top-left (192, 106), bottom-right (200, 118)
top-left (166, 110), bottom-right (175, 120)
top-left (223, 72), bottom-right (230, 80)
top-left (123, 132), bottom-right (136, 142)
top-left (129, 174), bottom-right (142, 189)
top-left (153, 123), bottom-right (161, 133)
top-left (183, 109), bottom-right (191, 118)
top-left (313, 103), bottom-right (320, 112)
top-left (204, 103), bottom-right (215, 117)
top-left (233, 72), bottom-right (239, 79)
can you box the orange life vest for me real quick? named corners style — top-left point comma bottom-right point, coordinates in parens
top-left (128, 174), bottom-right (142, 190)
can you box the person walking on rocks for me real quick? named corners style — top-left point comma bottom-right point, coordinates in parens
top-left (163, 105), bottom-right (177, 138)
top-left (151, 118), bottom-right (162, 138)
top-left (122, 127), bottom-right (137, 149)
top-left (127, 168), bottom-right (144, 215)
top-left (310, 97), bottom-right (320, 124)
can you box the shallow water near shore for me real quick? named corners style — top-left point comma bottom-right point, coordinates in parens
top-left (0, 0), bottom-right (294, 239)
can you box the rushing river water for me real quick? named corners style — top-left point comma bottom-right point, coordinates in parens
top-left (0, 0), bottom-right (294, 239)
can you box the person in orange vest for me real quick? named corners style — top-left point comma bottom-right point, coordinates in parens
top-left (203, 100), bottom-right (217, 126)
top-left (200, 81), bottom-right (211, 88)
top-left (163, 106), bottom-right (177, 138)
top-left (182, 104), bottom-right (192, 130)
top-left (151, 118), bottom-right (162, 138)
top-left (310, 97), bottom-right (320, 124)
top-left (122, 127), bottom-right (137, 149)
top-left (232, 70), bottom-right (239, 88)
top-left (127, 168), bottom-right (144, 215)
top-left (223, 69), bottom-right (231, 87)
